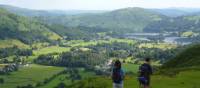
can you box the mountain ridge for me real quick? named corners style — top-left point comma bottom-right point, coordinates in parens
top-left (0, 8), bottom-right (61, 44)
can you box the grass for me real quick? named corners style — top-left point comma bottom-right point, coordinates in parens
top-left (43, 32), bottom-right (62, 41)
top-left (181, 31), bottom-right (198, 37)
top-left (109, 38), bottom-right (136, 44)
top-left (40, 68), bottom-right (96, 88)
top-left (138, 43), bottom-right (177, 50)
top-left (63, 38), bottom-right (136, 47)
top-left (0, 64), bottom-right (9, 68)
top-left (0, 39), bottom-right (29, 49)
top-left (0, 64), bottom-right (65, 88)
top-left (31, 42), bottom-right (49, 49)
top-left (39, 74), bottom-right (71, 88)
top-left (122, 63), bottom-right (139, 73)
top-left (68, 70), bottom-right (200, 88)
top-left (33, 46), bottom-right (70, 56)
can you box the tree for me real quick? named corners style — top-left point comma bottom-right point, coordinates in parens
top-left (0, 78), bottom-right (4, 84)
top-left (54, 82), bottom-right (67, 88)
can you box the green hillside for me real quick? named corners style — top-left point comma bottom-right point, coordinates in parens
top-left (0, 39), bottom-right (29, 49)
top-left (163, 44), bottom-right (200, 68)
top-left (144, 15), bottom-right (200, 32)
top-left (0, 8), bottom-right (61, 44)
top-left (67, 71), bottom-right (200, 88)
top-left (0, 64), bottom-right (64, 88)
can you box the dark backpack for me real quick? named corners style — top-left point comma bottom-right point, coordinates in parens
top-left (112, 68), bottom-right (122, 83)
top-left (139, 64), bottom-right (151, 77)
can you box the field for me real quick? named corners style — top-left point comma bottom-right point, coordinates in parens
top-left (63, 38), bottom-right (136, 47)
top-left (0, 39), bottom-right (29, 49)
top-left (33, 46), bottom-right (70, 55)
top-left (0, 64), bottom-right (64, 88)
top-left (69, 70), bottom-right (200, 88)
top-left (123, 63), bottom-right (139, 73)
top-left (138, 43), bottom-right (177, 50)
top-left (40, 68), bottom-right (96, 88)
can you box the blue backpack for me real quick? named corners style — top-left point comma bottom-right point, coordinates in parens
top-left (112, 68), bottom-right (123, 84)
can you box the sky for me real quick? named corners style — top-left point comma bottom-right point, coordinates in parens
top-left (0, 0), bottom-right (200, 10)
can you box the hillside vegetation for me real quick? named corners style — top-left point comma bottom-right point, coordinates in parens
top-left (0, 8), bottom-right (61, 44)
top-left (0, 39), bottom-right (29, 49)
top-left (163, 44), bottom-right (200, 68)
top-left (144, 15), bottom-right (200, 32)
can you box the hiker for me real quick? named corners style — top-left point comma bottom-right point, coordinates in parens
top-left (111, 60), bottom-right (125, 88)
top-left (138, 58), bottom-right (153, 88)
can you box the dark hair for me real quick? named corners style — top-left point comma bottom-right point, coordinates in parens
top-left (114, 60), bottom-right (121, 69)
top-left (145, 58), bottom-right (151, 62)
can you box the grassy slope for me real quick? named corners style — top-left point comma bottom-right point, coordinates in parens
top-left (67, 44), bottom-right (200, 88)
top-left (0, 64), bottom-right (64, 88)
top-left (0, 39), bottom-right (29, 49)
top-left (163, 44), bottom-right (200, 68)
top-left (68, 70), bottom-right (200, 88)
top-left (40, 68), bottom-right (96, 88)
top-left (0, 8), bottom-right (61, 43)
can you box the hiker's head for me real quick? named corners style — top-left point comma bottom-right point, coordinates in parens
top-left (145, 58), bottom-right (151, 63)
top-left (114, 60), bottom-right (121, 69)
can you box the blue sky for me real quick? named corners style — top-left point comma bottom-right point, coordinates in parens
top-left (0, 0), bottom-right (200, 10)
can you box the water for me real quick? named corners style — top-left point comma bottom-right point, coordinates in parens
top-left (126, 36), bottom-right (150, 41)
top-left (125, 33), bottom-right (160, 36)
top-left (164, 37), bottom-right (192, 45)
top-left (123, 33), bottom-right (192, 45)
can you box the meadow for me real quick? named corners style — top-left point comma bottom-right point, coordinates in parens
top-left (0, 64), bottom-right (64, 88)
top-left (40, 68), bottom-right (96, 88)
top-left (0, 39), bottom-right (30, 49)
top-left (123, 63), bottom-right (139, 73)
top-left (33, 46), bottom-right (70, 55)
top-left (138, 43), bottom-right (177, 50)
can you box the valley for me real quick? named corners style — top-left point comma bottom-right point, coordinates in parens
top-left (0, 4), bottom-right (200, 88)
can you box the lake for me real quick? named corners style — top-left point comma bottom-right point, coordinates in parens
top-left (123, 33), bottom-right (192, 45)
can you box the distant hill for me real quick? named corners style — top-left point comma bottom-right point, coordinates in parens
top-left (0, 5), bottom-right (107, 16)
top-left (0, 8), bottom-right (61, 44)
top-left (2, 5), bottom-right (200, 34)
top-left (151, 9), bottom-right (189, 17)
top-left (151, 8), bottom-right (200, 17)
top-left (144, 15), bottom-right (200, 32)
top-left (163, 44), bottom-right (200, 68)
top-left (37, 7), bottom-right (166, 33)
